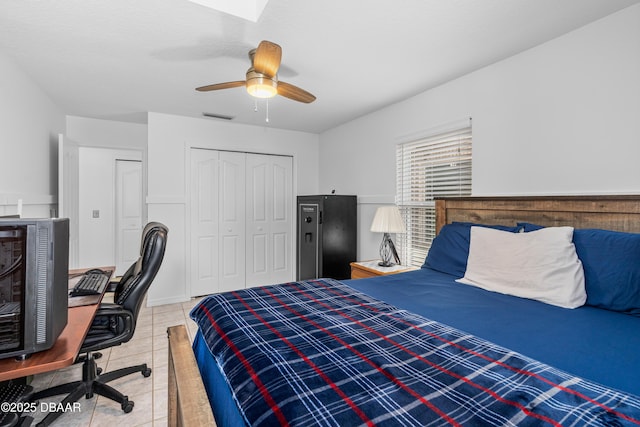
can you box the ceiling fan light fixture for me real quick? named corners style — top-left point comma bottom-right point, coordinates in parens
top-left (246, 70), bottom-right (277, 98)
top-left (247, 81), bottom-right (277, 98)
top-left (197, 41), bottom-right (314, 103)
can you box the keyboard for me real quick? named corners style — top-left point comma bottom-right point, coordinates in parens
top-left (70, 272), bottom-right (109, 297)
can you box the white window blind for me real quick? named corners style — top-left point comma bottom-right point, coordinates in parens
top-left (396, 125), bottom-right (472, 267)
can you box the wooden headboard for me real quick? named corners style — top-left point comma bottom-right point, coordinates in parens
top-left (435, 195), bottom-right (640, 234)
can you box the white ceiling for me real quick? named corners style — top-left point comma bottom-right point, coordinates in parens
top-left (1, 0), bottom-right (638, 134)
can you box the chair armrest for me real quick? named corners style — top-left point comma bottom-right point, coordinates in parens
top-left (94, 303), bottom-right (132, 316)
top-left (81, 304), bottom-right (136, 353)
top-left (106, 278), bottom-right (120, 293)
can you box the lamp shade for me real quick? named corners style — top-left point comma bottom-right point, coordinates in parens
top-left (370, 206), bottom-right (406, 233)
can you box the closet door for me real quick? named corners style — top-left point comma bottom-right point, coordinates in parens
top-left (246, 154), bottom-right (293, 287)
top-left (190, 149), bottom-right (219, 297)
top-left (219, 151), bottom-right (246, 292)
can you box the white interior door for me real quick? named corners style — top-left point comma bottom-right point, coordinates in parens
top-left (58, 134), bottom-right (80, 268)
top-left (246, 154), bottom-right (293, 287)
top-left (115, 159), bottom-right (143, 274)
top-left (190, 149), bottom-right (220, 297)
top-left (219, 151), bottom-right (246, 292)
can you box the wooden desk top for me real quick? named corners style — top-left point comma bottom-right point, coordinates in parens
top-left (0, 266), bottom-right (114, 382)
top-left (0, 304), bottom-right (97, 381)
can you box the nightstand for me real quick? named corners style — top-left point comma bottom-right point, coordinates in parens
top-left (350, 260), bottom-right (417, 279)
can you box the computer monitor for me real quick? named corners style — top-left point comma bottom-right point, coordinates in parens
top-left (0, 218), bottom-right (69, 360)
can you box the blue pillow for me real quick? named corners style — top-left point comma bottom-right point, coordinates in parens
top-left (423, 222), bottom-right (521, 277)
top-left (574, 229), bottom-right (640, 314)
top-left (518, 223), bottom-right (640, 315)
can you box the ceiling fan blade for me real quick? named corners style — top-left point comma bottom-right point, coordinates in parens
top-left (196, 81), bottom-right (245, 92)
top-left (253, 40), bottom-right (282, 78)
top-left (278, 81), bottom-right (316, 103)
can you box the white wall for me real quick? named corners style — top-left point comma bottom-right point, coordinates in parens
top-left (66, 116), bottom-right (147, 150)
top-left (146, 112), bottom-right (320, 306)
top-left (319, 4), bottom-right (640, 261)
top-left (0, 51), bottom-right (65, 217)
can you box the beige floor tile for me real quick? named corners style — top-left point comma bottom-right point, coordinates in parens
top-left (152, 334), bottom-right (169, 351)
top-left (153, 388), bottom-right (168, 420)
top-left (91, 391), bottom-right (154, 427)
top-left (187, 321), bottom-right (200, 341)
top-left (151, 363), bottom-right (168, 392)
top-left (152, 304), bottom-right (177, 315)
top-left (152, 347), bottom-right (168, 369)
top-left (109, 338), bottom-right (153, 361)
top-left (132, 324), bottom-right (154, 341)
top-left (152, 322), bottom-right (183, 338)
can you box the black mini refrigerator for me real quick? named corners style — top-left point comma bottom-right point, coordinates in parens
top-left (297, 195), bottom-right (357, 280)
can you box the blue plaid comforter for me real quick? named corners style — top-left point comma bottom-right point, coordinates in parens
top-left (190, 279), bottom-right (640, 426)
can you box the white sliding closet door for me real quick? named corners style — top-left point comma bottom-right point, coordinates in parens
top-left (190, 149), bottom-right (220, 297)
top-left (246, 154), bottom-right (293, 287)
top-left (190, 148), bottom-right (292, 297)
top-left (219, 151), bottom-right (246, 292)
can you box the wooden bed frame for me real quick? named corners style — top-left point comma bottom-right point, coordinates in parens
top-left (435, 195), bottom-right (640, 234)
top-left (167, 325), bottom-right (216, 426)
top-left (168, 195), bottom-right (640, 427)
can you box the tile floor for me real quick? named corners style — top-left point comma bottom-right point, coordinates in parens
top-left (27, 296), bottom-right (203, 426)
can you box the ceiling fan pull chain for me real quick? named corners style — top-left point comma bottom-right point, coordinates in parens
top-left (254, 98), bottom-right (258, 112)
top-left (266, 99), bottom-right (270, 123)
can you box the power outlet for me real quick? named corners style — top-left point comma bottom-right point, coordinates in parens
top-left (92, 210), bottom-right (100, 218)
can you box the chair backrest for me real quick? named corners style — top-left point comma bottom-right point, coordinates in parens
top-left (116, 221), bottom-right (166, 288)
top-left (114, 222), bottom-right (168, 318)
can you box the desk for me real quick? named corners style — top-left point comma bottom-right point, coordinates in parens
top-left (0, 267), bottom-right (114, 382)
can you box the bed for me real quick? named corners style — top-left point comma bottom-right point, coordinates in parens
top-left (169, 195), bottom-right (640, 426)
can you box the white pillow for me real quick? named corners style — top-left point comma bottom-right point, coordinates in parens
top-left (456, 226), bottom-right (586, 309)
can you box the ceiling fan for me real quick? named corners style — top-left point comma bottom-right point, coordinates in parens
top-left (196, 40), bottom-right (316, 103)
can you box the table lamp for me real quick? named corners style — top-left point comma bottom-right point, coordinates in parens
top-left (370, 205), bottom-right (406, 267)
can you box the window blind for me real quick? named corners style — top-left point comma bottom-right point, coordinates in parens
top-left (396, 126), bottom-right (472, 267)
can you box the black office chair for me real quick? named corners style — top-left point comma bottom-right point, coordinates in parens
top-left (30, 222), bottom-right (168, 426)
top-left (80, 221), bottom-right (166, 363)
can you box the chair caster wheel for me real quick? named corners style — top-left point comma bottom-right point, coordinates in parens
top-left (142, 368), bottom-right (152, 377)
top-left (122, 399), bottom-right (134, 413)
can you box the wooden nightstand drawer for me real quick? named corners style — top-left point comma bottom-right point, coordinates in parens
top-left (350, 261), bottom-right (417, 279)
top-left (351, 266), bottom-right (378, 279)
